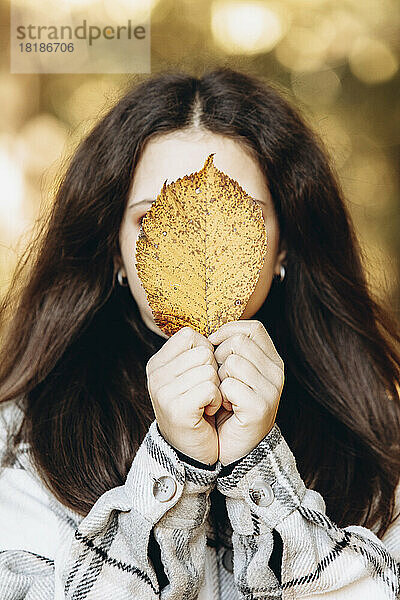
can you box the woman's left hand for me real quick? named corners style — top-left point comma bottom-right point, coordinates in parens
top-left (207, 320), bottom-right (285, 466)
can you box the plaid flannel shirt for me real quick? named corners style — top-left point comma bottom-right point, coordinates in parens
top-left (0, 399), bottom-right (399, 599)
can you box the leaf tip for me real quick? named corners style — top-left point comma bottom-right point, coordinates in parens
top-left (204, 152), bottom-right (216, 170)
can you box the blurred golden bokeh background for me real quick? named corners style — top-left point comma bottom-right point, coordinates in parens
top-left (0, 0), bottom-right (399, 312)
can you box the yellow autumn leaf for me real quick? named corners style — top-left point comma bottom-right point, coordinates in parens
top-left (135, 153), bottom-right (267, 337)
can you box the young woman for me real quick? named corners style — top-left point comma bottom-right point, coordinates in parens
top-left (0, 67), bottom-right (399, 600)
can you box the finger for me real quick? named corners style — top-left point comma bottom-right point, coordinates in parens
top-left (218, 354), bottom-right (263, 391)
top-left (219, 377), bottom-right (260, 424)
top-left (215, 364), bottom-right (233, 411)
top-left (219, 377), bottom-right (279, 427)
top-left (158, 364), bottom-right (220, 402)
top-left (149, 345), bottom-right (217, 393)
top-left (203, 386), bottom-right (223, 416)
top-left (214, 333), bottom-right (284, 390)
top-left (179, 381), bottom-right (222, 421)
top-left (208, 320), bottom-right (283, 369)
top-left (148, 326), bottom-right (214, 373)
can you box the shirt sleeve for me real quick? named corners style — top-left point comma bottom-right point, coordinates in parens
top-left (0, 419), bottom-right (221, 600)
top-left (216, 422), bottom-right (400, 600)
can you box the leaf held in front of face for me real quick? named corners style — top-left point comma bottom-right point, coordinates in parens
top-left (135, 153), bottom-right (267, 337)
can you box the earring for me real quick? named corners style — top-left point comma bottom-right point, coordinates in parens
top-left (117, 268), bottom-right (128, 286)
top-left (274, 264), bottom-right (286, 282)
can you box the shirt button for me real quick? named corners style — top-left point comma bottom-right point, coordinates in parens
top-left (248, 476), bottom-right (274, 507)
top-left (152, 475), bottom-right (177, 502)
top-left (222, 548), bottom-right (233, 573)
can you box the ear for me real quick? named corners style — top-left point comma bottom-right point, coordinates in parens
top-left (113, 255), bottom-right (126, 277)
top-left (274, 244), bottom-right (287, 277)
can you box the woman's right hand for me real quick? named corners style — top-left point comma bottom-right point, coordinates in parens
top-left (146, 326), bottom-right (222, 465)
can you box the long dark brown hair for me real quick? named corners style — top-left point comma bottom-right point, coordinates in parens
top-left (1, 67), bottom-right (399, 539)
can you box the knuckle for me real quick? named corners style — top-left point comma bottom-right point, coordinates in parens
top-left (208, 381), bottom-right (220, 400)
top-left (252, 320), bottom-right (264, 334)
top-left (202, 379), bottom-right (217, 397)
top-left (266, 377), bottom-right (280, 397)
top-left (236, 333), bottom-right (248, 346)
top-left (146, 369), bottom-right (153, 388)
top-left (271, 361), bottom-right (284, 381)
top-left (211, 370), bottom-right (220, 387)
top-left (202, 346), bottom-right (214, 363)
top-left (220, 376), bottom-right (233, 390)
top-left (148, 369), bottom-right (162, 391)
top-left (181, 326), bottom-right (195, 341)
top-left (225, 353), bottom-right (238, 370)
top-left (203, 363), bottom-right (216, 379)
top-left (146, 356), bottom-right (154, 375)
top-left (195, 346), bottom-right (208, 361)
top-left (180, 326), bottom-right (193, 335)
top-left (272, 364), bottom-right (285, 391)
top-left (208, 380), bottom-right (219, 394)
top-left (156, 383), bottom-right (170, 405)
